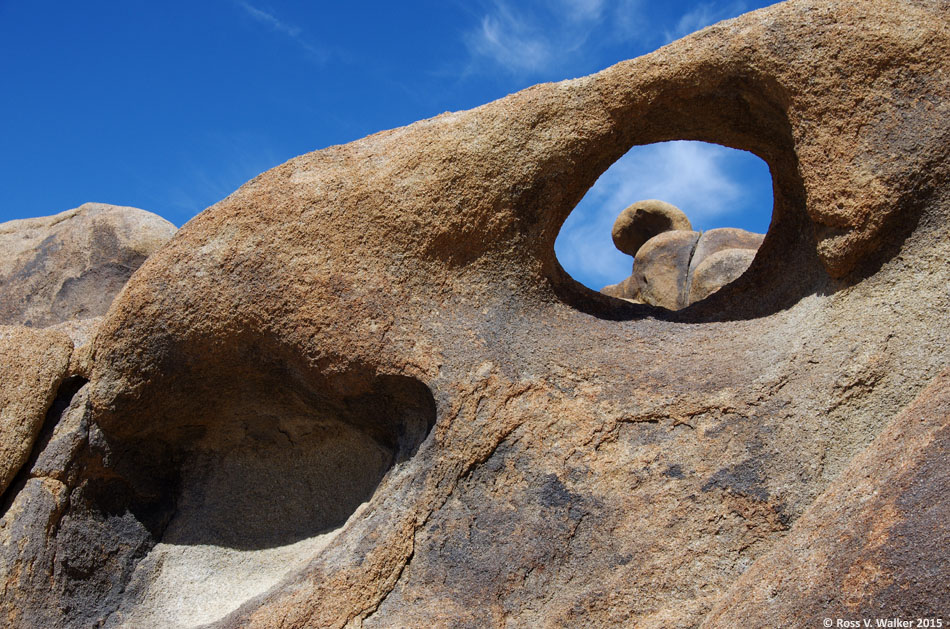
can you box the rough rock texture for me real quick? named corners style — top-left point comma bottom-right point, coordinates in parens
top-left (0, 326), bottom-right (73, 495)
top-left (688, 248), bottom-right (758, 305)
top-left (0, 382), bottom-right (134, 629)
top-left (1, 0), bottom-right (949, 627)
top-left (0, 203), bottom-right (177, 327)
top-left (611, 199), bottom-right (693, 256)
top-left (630, 230), bottom-right (701, 310)
top-left (705, 369), bottom-right (950, 627)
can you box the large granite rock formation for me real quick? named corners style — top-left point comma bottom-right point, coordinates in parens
top-left (0, 203), bottom-right (177, 327)
top-left (0, 0), bottom-right (947, 626)
top-left (630, 229), bottom-right (702, 309)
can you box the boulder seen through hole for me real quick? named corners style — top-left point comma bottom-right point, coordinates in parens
top-left (555, 141), bottom-right (773, 310)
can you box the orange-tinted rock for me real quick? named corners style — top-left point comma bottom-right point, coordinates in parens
top-left (599, 275), bottom-right (641, 301)
top-left (0, 326), bottom-right (72, 495)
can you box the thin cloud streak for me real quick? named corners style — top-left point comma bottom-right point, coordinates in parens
top-left (468, 4), bottom-right (552, 73)
top-left (462, 0), bottom-right (642, 76)
top-left (238, 1), bottom-right (301, 37)
top-left (236, 1), bottom-right (329, 64)
top-left (462, 0), bottom-right (757, 75)
top-left (559, 0), bottom-right (605, 21)
top-left (663, 1), bottom-right (747, 43)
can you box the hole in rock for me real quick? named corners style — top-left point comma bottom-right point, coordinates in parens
top-left (105, 373), bottom-right (437, 628)
top-left (554, 141), bottom-right (773, 310)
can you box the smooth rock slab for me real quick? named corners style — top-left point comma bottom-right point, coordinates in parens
top-left (687, 248), bottom-right (758, 305)
top-left (0, 326), bottom-right (72, 495)
top-left (689, 227), bottom-right (764, 277)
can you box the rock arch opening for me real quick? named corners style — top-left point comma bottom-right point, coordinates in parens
top-left (554, 141), bottom-right (773, 311)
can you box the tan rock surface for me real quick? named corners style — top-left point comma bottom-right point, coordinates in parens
top-left (631, 230), bottom-right (701, 310)
top-left (599, 275), bottom-right (640, 301)
top-left (606, 224), bottom-right (764, 309)
top-left (0, 0), bottom-right (948, 627)
top-left (0, 326), bottom-right (72, 495)
top-left (704, 368), bottom-right (950, 627)
top-left (48, 316), bottom-right (103, 377)
top-left (611, 199), bottom-right (692, 256)
top-left (0, 203), bottom-right (177, 327)
top-left (689, 227), bottom-right (764, 275)
top-left (687, 248), bottom-right (758, 305)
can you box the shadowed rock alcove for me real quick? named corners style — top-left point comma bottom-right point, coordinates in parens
top-left (96, 372), bottom-right (437, 627)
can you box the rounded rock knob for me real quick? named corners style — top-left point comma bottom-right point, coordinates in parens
top-left (611, 199), bottom-right (692, 256)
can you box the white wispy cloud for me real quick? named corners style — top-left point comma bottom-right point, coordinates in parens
top-left (235, 1), bottom-right (328, 63)
top-left (238, 1), bottom-right (300, 37)
top-left (663, 1), bottom-right (747, 43)
top-left (610, 0), bottom-right (649, 44)
top-left (468, 4), bottom-right (553, 73)
top-left (555, 141), bottom-right (749, 289)
top-left (463, 0), bottom-right (635, 75)
top-left (559, 0), bottom-right (605, 21)
top-left (462, 0), bottom-right (754, 76)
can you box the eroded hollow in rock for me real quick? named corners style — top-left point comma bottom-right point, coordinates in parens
top-left (87, 373), bottom-right (437, 627)
top-left (553, 141), bottom-right (775, 311)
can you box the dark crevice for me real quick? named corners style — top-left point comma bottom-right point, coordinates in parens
top-left (0, 375), bottom-right (88, 517)
top-left (680, 235), bottom-right (702, 308)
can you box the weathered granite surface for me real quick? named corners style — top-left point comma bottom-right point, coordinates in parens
top-left (0, 0), bottom-right (947, 626)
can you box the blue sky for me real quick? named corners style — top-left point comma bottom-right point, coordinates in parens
top-left (0, 0), bottom-right (777, 289)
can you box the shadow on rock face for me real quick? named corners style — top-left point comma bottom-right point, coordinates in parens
top-left (114, 373), bottom-right (436, 548)
top-left (153, 373), bottom-right (436, 552)
top-left (85, 374), bottom-right (435, 627)
top-left (0, 367), bottom-right (436, 628)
